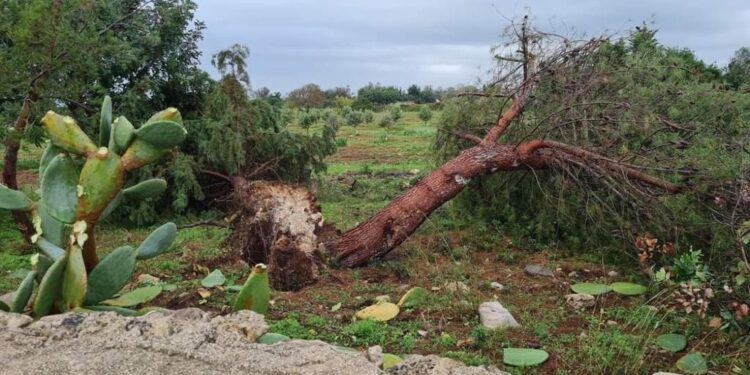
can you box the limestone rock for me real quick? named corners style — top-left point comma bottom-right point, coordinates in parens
top-left (565, 293), bottom-right (595, 309)
top-left (0, 309), bottom-right (374, 375)
top-left (478, 301), bottom-right (520, 329)
top-left (444, 281), bottom-right (470, 294)
top-left (0, 310), bottom-right (509, 375)
top-left (365, 345), bottom-right (384, 368)
top-left (388, 354), bottom-right (510, 374)
top-left (524, 264), bottom-right (554, 277)
top-left (489, 282), bottom-right (505, 292)
top-left (0, 311), bottom-right (33, 329)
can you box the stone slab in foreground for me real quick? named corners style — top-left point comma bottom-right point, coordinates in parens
top-left (0, 310), bottom-right (507, 375)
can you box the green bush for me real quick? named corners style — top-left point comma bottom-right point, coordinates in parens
top-left (434, 28), bottom-right (748, 274)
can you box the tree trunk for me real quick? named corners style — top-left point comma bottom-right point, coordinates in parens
top-left (3, 93), bottom-right (37, 241)
top-left (333, 142), bottom-right (547, 267)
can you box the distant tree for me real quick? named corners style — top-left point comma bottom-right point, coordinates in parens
top-left (334, 96), bottom-right (354, 109)
top-left (256, 87), bottom-right (272, 98)
top-left (418, 106), bottom-right (433, 124)
top-left (388, 104), bottom-right (402, 122)
top-left (378, 113), bottom-right (395, 141)
top-left (406, 84), bottom-right (437, 103)
top-left (353, 83), bottom-right (404, 109)
top-left (324, 86), bottom-right (352, 106)
top-left (0, 0), bottom-right (208, 238)
top-left (407, 84), bottom-right (422, 101)
top-left (298, 110), bottom-right (319, 133)
top-left (287, 83), bottom-right (326, 109)
top-left (726, 47), bottom-right (750, 90)
top-left (362, 110), bottom-right (375, 123)
top-left (344, 109), bottom-right (364, 131)
top-left (212, 44), bottom-right (251, 89)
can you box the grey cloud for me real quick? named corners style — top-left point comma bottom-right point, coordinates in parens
top-left (194, 0), bottom-right (750, 93)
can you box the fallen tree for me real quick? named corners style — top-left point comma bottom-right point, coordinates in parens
top-left (224, 22), bottom-right (692, 290)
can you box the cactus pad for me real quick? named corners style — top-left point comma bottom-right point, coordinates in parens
top-left (41, 154), bottom-right (79, 223)
top-left (85, 246), bottom-right (137, 305)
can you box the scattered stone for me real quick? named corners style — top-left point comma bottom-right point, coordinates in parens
top-left (490, 282), bottom-right (505, 292)
top-left (606, 320), bottom-right (618, 326)
top-left (389, 354), bottom-right (510, 374)
top-left (444, 281), bottom-right (470, 294)
top-left (568, 271), bottom-right (578, 278)
top-left (0, 292), bottom-right (15, 307)
top-left (417, 330), bottom-right (428, 337)
top-left (565, 293), bottom-right (595, 309)
top-left (524, 264), bottom-right (554, 278)
top-left (0, 312), bottom-right (33, 329)
top-left (365, 345), bottom-right (383, 368)
top-left (607, 270), bottom-right (619, 277)
top-left (430, 287), bottom-right (441, 291)
top-left (137, 273), bottom-right (161, 284)
top-left (478, 301), bottom-right (520, 329)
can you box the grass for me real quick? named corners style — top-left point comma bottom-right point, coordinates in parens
top-left (0, 107), bottom-right (748, 373)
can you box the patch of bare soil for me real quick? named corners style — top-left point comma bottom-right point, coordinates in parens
top-left (17, 170), bottom-right (38, 187)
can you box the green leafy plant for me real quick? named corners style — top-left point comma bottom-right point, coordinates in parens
top-left (673, 249), bottom-right (709, 284)
top-left (0, 97), bottom-right (184, 317)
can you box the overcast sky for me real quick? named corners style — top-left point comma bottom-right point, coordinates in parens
top-left (194, 0), bottom-right (750, 94)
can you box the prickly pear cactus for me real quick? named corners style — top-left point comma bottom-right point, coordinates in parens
top-left (0, 96), bottom-right (185, 317)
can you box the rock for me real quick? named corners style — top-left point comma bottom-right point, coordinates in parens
top-left (0, 310), bottom-right (375, 375)
top-left (417, 330), bottom-right (429, 337)
top-left (389, 354), bottom-right (510, 374)
top-left (365, 345), bottom-right (383, 368)
top-left (0, 292), bottom-right (15, 307)
top-left (524, 264), bottom-right (554, 277)
top-left (489, 282), bottom-right (505, 292)
top-left (565, 293), bottom-right (595, 309)
top-left (478, 301), bottom-right (520, 329)
top-left (1, 310), bottom-right (506, 375)
top-left (0, 311), bottom-right (33, 329)
top-left (444, 281), bottom-right (470, 294)
top-left (137, 273), bottom-right (161, 284)
top-left (568, 271), bottom-right (578, 278)
top-left (607, 270), bottom-right (619, 277)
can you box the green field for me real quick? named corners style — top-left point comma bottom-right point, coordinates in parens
top-left (1, 108), bottom-right (748, 374)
